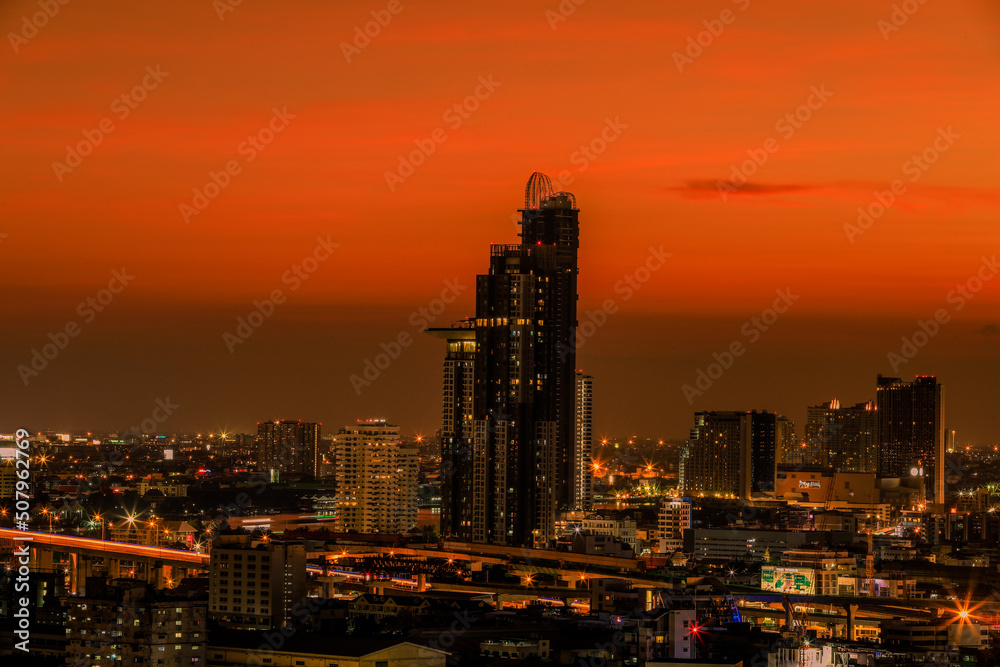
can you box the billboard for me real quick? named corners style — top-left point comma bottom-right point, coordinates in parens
top-left (761, 566), bottom-right (815, 595)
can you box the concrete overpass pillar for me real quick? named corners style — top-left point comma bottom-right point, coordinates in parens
top-left (76, 555), bottom-right (94, 596)
top-left (107, 557), bottom-right (120, 579)
top-left (847, 604), bottom-right (858, 641)
top-left (69, 552), bottom-right (78, 594)
top-left (31, 546), bottom-right (53, 572)
top-left (417, 574), bottom-right (427, 592)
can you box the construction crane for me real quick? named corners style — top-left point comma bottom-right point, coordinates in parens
top-left (781, 597), bottom-right (813, 667)
top-left (781, 596), bottom-right (809, 637)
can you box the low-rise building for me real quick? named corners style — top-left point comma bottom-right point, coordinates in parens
top-left (207, 635), bottom-right (448, 667)
top-left (657, 498), bottom-right (691, 554)
top-left (582, 514), bottom-right (638, 551)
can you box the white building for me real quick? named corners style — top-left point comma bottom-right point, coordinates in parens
top-left (334, 420), bottom-right (418, 534)
top-left (582, 514), bottom-right (637, 551)
top-left (657, 498), bottom-right (691, 553)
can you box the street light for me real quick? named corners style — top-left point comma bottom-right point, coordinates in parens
top-left (93, 513), bottom-right (107, 541)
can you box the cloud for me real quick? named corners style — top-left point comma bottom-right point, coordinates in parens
top-left (664, 180), bottom-right (817, 200)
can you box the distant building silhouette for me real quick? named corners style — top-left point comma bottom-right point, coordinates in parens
top-left (876, 374), bottom-right (945, 504)
top-left (681, 410), bottom-right (779, 499)
top-left (805, 399), bottom-right (877, 472)
top-left (256, 420), bottom-right (320, 478)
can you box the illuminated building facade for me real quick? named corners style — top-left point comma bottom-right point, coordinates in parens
top-left (575, 371), bottom-right (594, 510)
top-left (333, 420), bottom-right (418, 534)
top-left (429, 172), bottom-right (580, 547)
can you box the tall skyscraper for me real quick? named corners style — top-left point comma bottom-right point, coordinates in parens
top-left (681, 410), bottom-right (778, 499)
top-left (428, 172), bottom-right (580, 547)
top-left (575, 371), bottom-right (594, 510)
top-left (256, 420), bottom-right (321, 478)
top-left (875, 374), bottom-right (945, 504)
top-left (333, 419), bottom-right (418, 534)
top-left (426, 322), bottom-right (476, 540)
top-left (805, 399), bottom-right (876, 472)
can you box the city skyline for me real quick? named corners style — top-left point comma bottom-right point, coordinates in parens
top-left (3, 0), bottom-right (999, 444)
top-left (6, 2), bottom-right (1000, 664)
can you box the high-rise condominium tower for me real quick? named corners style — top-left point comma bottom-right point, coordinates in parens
top-left (875, 374), bottom-right (945, 504)
top-left (575, 371), bottom-right (594, 510)
top-left (256, 420), bottom-right (321, 478)
top-left (805, 399), bottom-right (877, 472)
top-left (333, 419), bottom-right (418, 534)
top-left (681, 410), bottom-right (779, 499)
top-left (429, 172), bottom-right (580, 547)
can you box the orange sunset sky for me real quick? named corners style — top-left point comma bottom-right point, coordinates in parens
top-left (2, 0), bottom-right (998, 443)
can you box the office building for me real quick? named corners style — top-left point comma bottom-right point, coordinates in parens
top-left (875, 374), bottom-right (945, 503)
top-left (428, 172), bottom-right (580, 547)
top-left (209, 534), bottom-right (306, 630)
top-left (680, 410), bottom-right (778, 499)
top-left (805, 399), bottom-right (877, 472)
top-left (575, 371), bottom-right (594, 510)
top-left (333, 420), bottom-right (418, 534)
top-left (684, 527), bottom-right (839, 561)
top-left (256, 420), bottom-right (321, 478)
